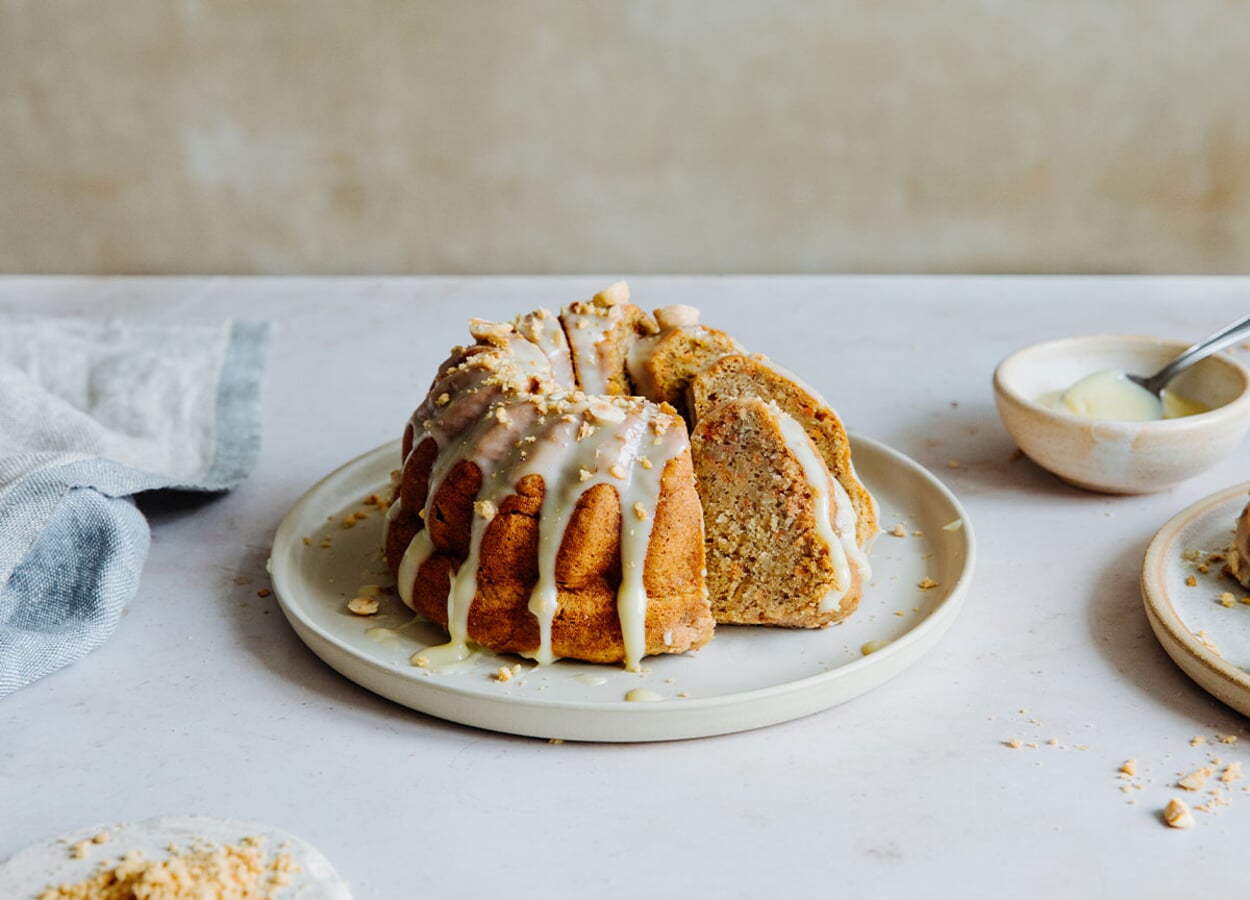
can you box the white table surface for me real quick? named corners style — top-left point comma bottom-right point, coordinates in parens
top-left (3, 276), bottom-right (1250, 898)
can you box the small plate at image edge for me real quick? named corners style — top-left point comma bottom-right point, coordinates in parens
top-left (269, 437), bottom-right (976, 742)
top-left (1142, 482), bottom-right (1250, 717)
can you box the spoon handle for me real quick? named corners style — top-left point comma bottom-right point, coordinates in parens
top-left (1145, 313), bottom-right (1250, 395)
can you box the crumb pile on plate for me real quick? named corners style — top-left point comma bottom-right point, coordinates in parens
top-left (0, 817), bottom-right (351, 900)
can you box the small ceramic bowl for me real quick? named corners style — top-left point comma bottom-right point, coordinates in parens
top-left (993, 334), bottom-right (1250, 493)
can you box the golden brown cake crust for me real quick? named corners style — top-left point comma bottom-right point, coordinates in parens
top-left (393, 451), bottom-right (713, 664)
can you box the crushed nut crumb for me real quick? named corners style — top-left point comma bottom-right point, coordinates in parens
top-left (889, 524), bottom-right (907, 538)
top-left (347, 596), bottom-right (379, 616)
top-left (1164, 797), bottom-right (1195, 829)
top-left (917, 577), bottom-right (938, 590)
top-left (1177, 767), bottom-right (1213, 791)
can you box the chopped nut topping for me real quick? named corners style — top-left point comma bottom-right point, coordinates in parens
top-left (1186, 575), bottom-right (1198, 587)
top-left (1194, 630), bottom-right (1222, 656)
top-left (609, 464), bottom-right (627, 480)
top-left (917, 577), bottom-right (938, 590)
top-left (474, 499), bottom-right (498, 521)
top-left (347, 596), bottom-right (379, 616)
top-left (1164, 797), bottom-right (1195, 829)
top-left (890, 524), bottom-right (907, 538)
top-left (577, 420), bottom-right (595, 442)
top-left (1177, 767), bottom-right (1213, 791)
top-left (654, 304), bottom-right (700, 330)
top-left (436, 392), bottom-right (451, 406)
top-left (594, 281), bottom-right (631, 304)
top-left (633, 502), bottom-right (648, 521)
top-left (69, 839), bottom-right (92, 859)
top-left (578, 467), bottom-right (593, 482)
top-left (494, 406), bottom-right (511, 426)
top-left (639, 457), bottom-right (653, 470)
top-left (494, 664), bottom-right (522, 682)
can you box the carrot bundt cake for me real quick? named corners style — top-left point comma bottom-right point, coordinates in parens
top-left (384, 283), bottom-right (878, 669)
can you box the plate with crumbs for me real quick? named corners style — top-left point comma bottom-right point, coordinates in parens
top-left (270, 437), bottom-right (976, 742)
top-left (1142, 482), bottom-right (1250, 717)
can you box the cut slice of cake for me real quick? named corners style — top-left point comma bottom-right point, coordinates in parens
top-left (688, 352), bottom-right (878, 548)
top-left (691, 396), bottom-right (867, 627)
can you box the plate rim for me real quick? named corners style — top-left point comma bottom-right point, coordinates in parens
top-left (270, 435), bottom-right (977, 741)
top-left (1141, 481), bottom-right (1250, 715)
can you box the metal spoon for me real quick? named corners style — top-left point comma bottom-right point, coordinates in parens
top-left (1128, 312), bottom-right (1250, 397)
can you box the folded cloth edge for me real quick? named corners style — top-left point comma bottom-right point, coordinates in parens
top-left (0, 319), bottom-right (270, 695)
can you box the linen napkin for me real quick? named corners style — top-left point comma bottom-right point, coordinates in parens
top-left (0, 316), bottom-right (269, 696)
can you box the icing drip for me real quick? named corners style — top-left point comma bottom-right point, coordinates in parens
top-left (771, 405), bottom-right (861, 613)
top-left (560, 281), bottom-right (637, 396)
top-left (513, 308), bottom-right (575, 386)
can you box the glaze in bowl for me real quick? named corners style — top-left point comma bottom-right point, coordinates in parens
top-left (993, 335), bottom-right (1250, 494)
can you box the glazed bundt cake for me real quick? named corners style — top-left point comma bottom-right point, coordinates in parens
top-left (384, 283), bottom-right (877, 669)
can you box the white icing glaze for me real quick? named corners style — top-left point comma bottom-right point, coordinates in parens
top-left (560, 284), bottom-right (641, 396)
top-left (771, 404), bottom-right (859, 613)
top-left (513, 307), bottom-right (575, 386)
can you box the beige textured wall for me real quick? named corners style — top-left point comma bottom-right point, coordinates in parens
top-left (2, 1), bottom-right (1250, 274)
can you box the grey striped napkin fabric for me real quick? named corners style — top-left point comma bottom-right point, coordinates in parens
top-left (0, 317), bottom-right (268, 695)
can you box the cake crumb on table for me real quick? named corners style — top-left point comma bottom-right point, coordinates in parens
top-left (1164, 798), bottom-right (1195, 829)
top-left (889, 524), bottom-right (907, 538)
top-left (1177, 767), bottom-right (1213, 791)
top-left (917, 577), bottom-right (938, 590)
top-left (1119, 759), bottom-right (1137, 776)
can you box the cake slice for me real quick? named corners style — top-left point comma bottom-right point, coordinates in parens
top-left (688, 352), bottom-right (878, 548)
top-left (691, 397), bottom-right (866, 627)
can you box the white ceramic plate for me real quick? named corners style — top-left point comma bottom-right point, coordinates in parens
top-left (0, 816), bottom-right (351, 899)
top-left (270, 437), bottom-right (975, 742)
top-left (1142, 482), bottom-right (1250, 716)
